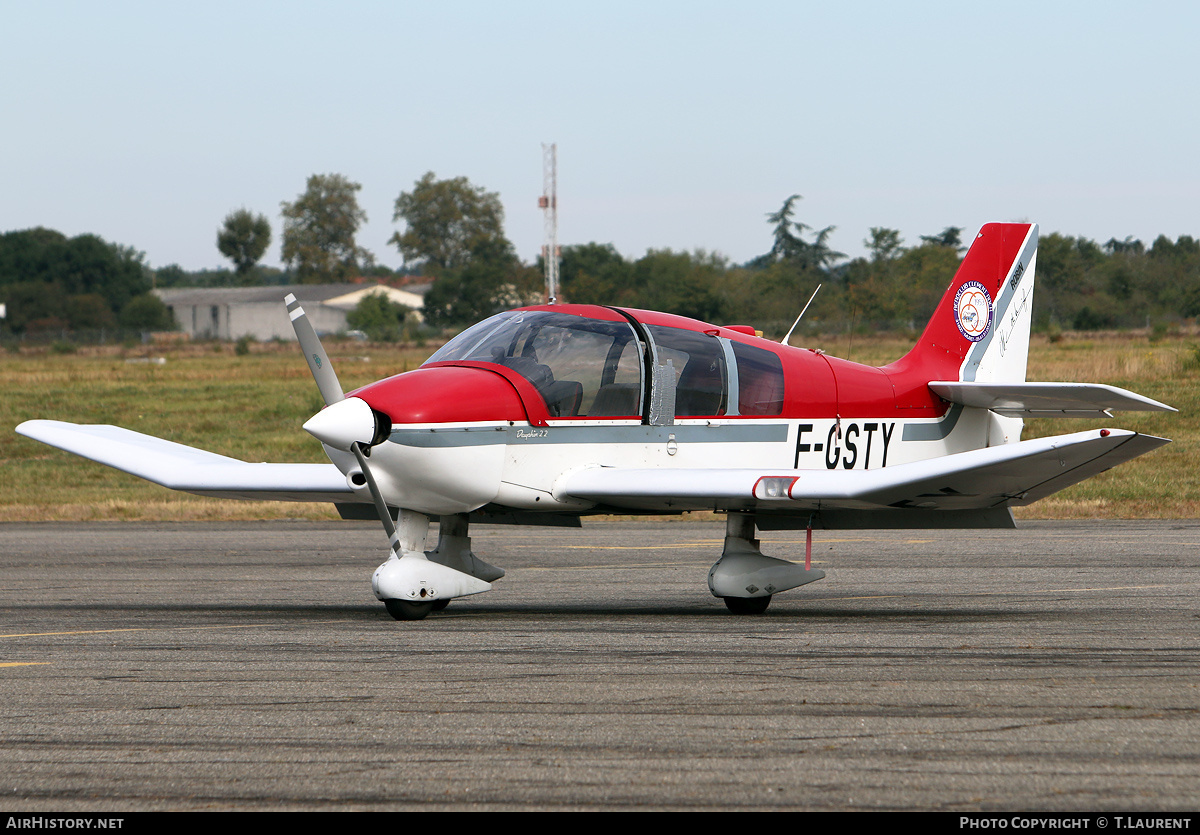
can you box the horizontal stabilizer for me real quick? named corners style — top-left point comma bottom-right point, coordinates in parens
top-left (559, 429), bottom-right (1169, 513)
top-left (16, 420), bottom-right (354, 503)
top-left (929, 381), bottom-right (1175, 418)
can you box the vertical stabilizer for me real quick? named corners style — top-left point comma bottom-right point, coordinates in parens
top-left (894, 223), bottom-right (1038, 384)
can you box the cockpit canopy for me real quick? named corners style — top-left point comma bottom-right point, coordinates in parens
top-left (426, 310), bottom-right (644, 417)
top-left (425, 308), bottom-right (784, 420)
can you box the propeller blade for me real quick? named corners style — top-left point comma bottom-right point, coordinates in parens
top-left (288, 295), bottom-right (401, 561)
top-left (350, 441), bottom-right (401, 558)
top-left (286, 293), bottom-right (344, 406)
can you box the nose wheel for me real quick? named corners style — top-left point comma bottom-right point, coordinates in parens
top-left (384, 599), bottom-right (436, 621)
top-left (723, 595), bottom-right (771, 615)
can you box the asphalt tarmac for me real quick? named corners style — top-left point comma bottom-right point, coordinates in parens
top-left (1, 518), bottom-right (1197, 811)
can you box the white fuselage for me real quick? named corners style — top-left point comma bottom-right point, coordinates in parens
top-left (355, 406), bottom-right (1016, 516)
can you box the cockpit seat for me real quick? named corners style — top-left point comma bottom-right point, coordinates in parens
top-left (675, 356), bottom-right (725, 416)
top-left (492, 352), bottom-right (581, 417)
top-left (589, 383), bottom-right (640, 417)
top-left (541, 380), bottom-right (583, 417)
top-left (493, 353), bottom-right (554, 391)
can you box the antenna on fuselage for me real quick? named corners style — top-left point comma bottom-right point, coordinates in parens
top-left (781, 283), bottom-right (822, 346)
top-left (539, 142), bottom-right (559, 304)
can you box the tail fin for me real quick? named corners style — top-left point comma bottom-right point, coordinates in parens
top-left (898, 222), bottom-right (1038, 384)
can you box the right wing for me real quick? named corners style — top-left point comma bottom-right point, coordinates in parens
top-left (16, 420), bottom-right (355, 503)
top-left (559, 428), bottom-right (1169, 512)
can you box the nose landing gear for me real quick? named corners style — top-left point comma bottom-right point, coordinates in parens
top-left (374, 512), bottom-right (504, 620)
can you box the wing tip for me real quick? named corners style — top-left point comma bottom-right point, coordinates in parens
top-left (15, 418), bottom-right (68, 440)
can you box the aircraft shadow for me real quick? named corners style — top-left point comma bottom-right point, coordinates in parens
top-left (2, 600), bottom-right (1081, 624)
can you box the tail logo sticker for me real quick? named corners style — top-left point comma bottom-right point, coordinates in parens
top-left (954, 281), bottom-right (992, 342)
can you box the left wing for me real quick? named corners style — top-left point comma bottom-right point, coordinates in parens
top-left (558, 428), bottom-right (1169, 513)
top-left (16, 420), bottom-right (354, 503)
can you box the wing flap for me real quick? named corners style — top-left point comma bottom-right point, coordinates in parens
top-left (929, 381), bottom-right (1175, 417)
top-left (559, 429), bottom-right (1169, 512)
top-left (16, 420), bottom-right (354, 503)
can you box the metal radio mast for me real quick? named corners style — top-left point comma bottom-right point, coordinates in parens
top-left (539, 143), bottom-right (559, 303)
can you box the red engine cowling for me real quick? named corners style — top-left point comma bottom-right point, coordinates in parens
top-left (350, 366), bottom-right (528, 425)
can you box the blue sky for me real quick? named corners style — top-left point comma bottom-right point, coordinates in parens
top-left (2, 1), bottom-right (1197, 271)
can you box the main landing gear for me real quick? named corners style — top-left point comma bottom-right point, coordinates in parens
top-left (373, 512), bottom-right (505, 621)
top-left (707, 512), bottom-right (826, 615)
top-left (374, 511), bottom-right (824, 620)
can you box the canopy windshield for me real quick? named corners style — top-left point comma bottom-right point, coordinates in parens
top-left (425, 311), bottom-right (644, 418)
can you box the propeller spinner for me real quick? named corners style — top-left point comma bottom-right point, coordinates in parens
top-left (302, 396), bottom-right (390, 451)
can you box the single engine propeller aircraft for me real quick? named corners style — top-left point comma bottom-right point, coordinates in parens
top-left (17, 223), bottom-right (1175, 619)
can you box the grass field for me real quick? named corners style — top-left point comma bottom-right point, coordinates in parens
top-left (1, 332), bottom-right (1194, 521)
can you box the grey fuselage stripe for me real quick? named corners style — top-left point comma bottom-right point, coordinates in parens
top-left (391, 416), bottom-right (968, 448)
top-left (901, 404), bottom-right (963, 441)
top-left (388, 423), bottom-right (790, 448)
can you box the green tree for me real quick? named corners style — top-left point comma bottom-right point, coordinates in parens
top-left (0, 281), bottom-right (65, 332)
top-left (1149, 235), bottom-right (1200, 317)
top-left (919, 226), bottom-right (964, 251)
top-left (753, 194), bottom-right (843, 270)
top-left (217, 209), bottom-right (272, 281)
top-left (865, 227), bottom-right (905, 263)
top-left (66, 294), bottom-right (116, 330)
top-left (1104, 236), bottom-right (1144, 256)
top-left (724, 260), bottom-right (810, 333)
top-left (557, 243), bottom-right (633, 304)
top-left (0, 228), bottom-right (150, 333)
top-left (280, 174), bottom-right (371, 283)
top-left (154, 264), bottom-right (189, 288)
top-left (839, 240), bottom-right (964, 333)
top-left (422, 238), bottom-right (540, 327)
top-left (1036, 233), bottom-right (1111, 328)
top-left (119, 294), bottom-right (176, 331)
top-left (892, 242), bottom-right (963, 324)
top-left (829, 228), bottom-right (910, 330)
top-left (347, 293), bottom-right (410, 342)
top-left (633, 249), bottom-right (727, 322)
top-left (390, 172), bottom-right (507, 273)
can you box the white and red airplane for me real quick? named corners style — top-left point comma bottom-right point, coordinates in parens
top-left (17, 223), bottom-right (1175, 619)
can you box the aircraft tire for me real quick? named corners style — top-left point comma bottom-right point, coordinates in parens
top-left (723, 595), bottom-right (771, 615)
top-left (431, 598), bottom-right (450, 612)
top-left (384, 599), bottom-right (435, 621)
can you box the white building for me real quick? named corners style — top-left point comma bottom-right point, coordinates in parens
top-left (155, 283), bottom-right (427, 341)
